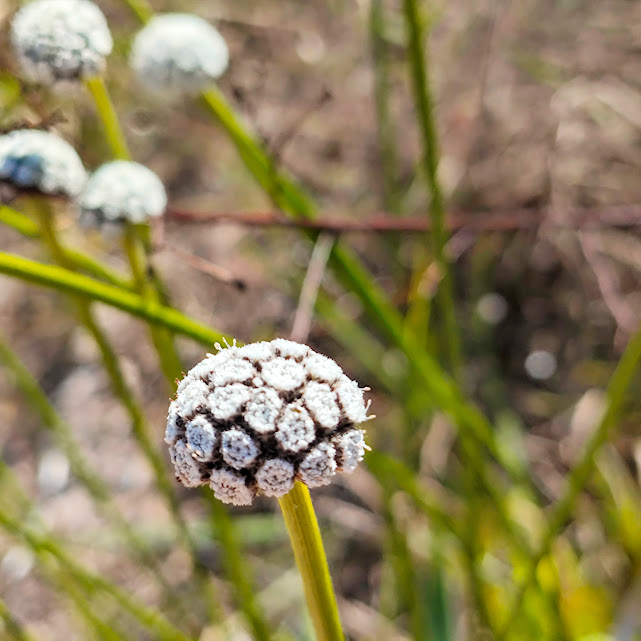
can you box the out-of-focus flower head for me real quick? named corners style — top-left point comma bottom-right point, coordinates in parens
top-left (130, 13), bottom-right (229, 94)
top-left (11, 0), bottom-right (113, 85)
top-left (165, 339), bottom-right (372, 506)
top-left (0, 129), bottom-right (86, 197)
top-left (78, 160), bottom-right (167, 226)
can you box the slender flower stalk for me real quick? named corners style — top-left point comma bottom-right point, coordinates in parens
top-left (84, 76), bottom-right (130, 160)
top-left (0, 597), bottom-right (38, 641)
top-left (0, 205), bottom-right (131, 287)
top-left (401, 0), bottom-right (461, 377)
top-left (278, 482), bottom-right (345, 641)
top-left (83, 74), bottom-right (183, 385)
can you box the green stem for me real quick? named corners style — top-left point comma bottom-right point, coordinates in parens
top-left (0, 598), bottom-right (38, 641)
top-left (84, 76), bottom-right (130, 160)
top-left (497, 321), bottom-right (641, 639)
top-left (278, 481), bottom-right (344, 641)
top-left (207, 495), bottom-right (272, 641)
top-left (370, 0), bottom-right (401, 214)
top-left (402, 0), bottom-right (462, 377)
top-left (123, 224), bottom-right (184, 385)
top-left (0, 250), bottom-right (228, 345)
top-left (86, 73), bottom-right (185, 388)
top-left (0, 205), bottom-right (132, 289)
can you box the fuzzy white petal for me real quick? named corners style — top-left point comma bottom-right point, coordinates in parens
top-left (244, 387), bottom-right (282, 434)
top-left (275, 402), bottom-right (316, 453)
top-left (209, 468), bottom-right (255, 506)
top-left (255, 459), bottom-right (295, 497)
top-left (221, 428), bottom-right (260, 470)
top-left (261, 357), bottom-right (306, 392)
top-left (298, 442), bottom-right (337, 488)
top-left (186, 416), bottom-right (218, 461)
top-left (303, 381), bottom-right (340, 430)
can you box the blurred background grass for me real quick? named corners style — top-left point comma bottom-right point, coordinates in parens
top-left (1, 1), bottom-right (641, 640)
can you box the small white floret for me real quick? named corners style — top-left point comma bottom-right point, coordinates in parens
top-left (164, 401), bottom-right (183, 445)
top-left (271, 339), bottom-right (310, 360)
top-left (0, 129), bottom-right (86, 197)
top-left (186, 416), bottom-right (218, 461)
top-left (11, 0), bottom-right (113, 84)
top-left (298, 442), bottom-right (337, 488)
top-left (335, 375), bottom-right (368, 423)
top-left (209, 468), bottom-right (255, 506)
top-left (255, 458), bottom-right (295, 497)
top-left (244, 387), bottom-right (282, 434)
top-left (175, 379), bottom-right (209, 417)
top-left (261, 357), bottom-right (306, 392)
top-left (170, 440), bottom-right (206, 487)
top-left (275, 402), bottom-right (316, 452)
top-left (210, 357), bottom-right (255, 387)
top-left (332, 429), bottom-right (365, 473)
top-left (208, 383), bottom-right (251, 420)
top-left (130, 13), bottom-right (229, 94)
top-left (303, 381), bottom-right (340, 430)
top-left (236, 342), bottom-right (275, 362)
top-left (221, 428), bottom-right (260, 470)
top-left (304, 352), bottom-right (343, 384)
top-left (79, 161), bottom-right (167, 226)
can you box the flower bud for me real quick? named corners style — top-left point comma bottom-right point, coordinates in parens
top-left (11, 0), bottom-right (113, 84)
top-left (78, 160), bottom-right (167, 226)
top-left (0, 129), bottom-right (86, 197)
top-left (166, 339), bottom-right (371, 505)
top-left (130, 13), bottom-right (229, 94)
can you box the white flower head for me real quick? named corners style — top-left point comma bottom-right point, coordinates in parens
top-left (166, 339), bottom-right (371, 506)
top-left (130, 13), bottom-right (229, 94)
top-left (0, 129), bottom-right (86, 197)
top-left (78, 161), bottom-right (167, 227)
top-left (11, 0), bottom-right (113, 85)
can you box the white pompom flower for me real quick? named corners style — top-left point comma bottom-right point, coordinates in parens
top-left (11, 0), bottom-right (113, 85)
top-left (0, 129), bottom-right (86, 197)
top-left (165, 339), bottom-right (372, 506)
top-left (78, 160), bottom-right (167, 226)
top-left (130, 13), bottom-right (229, 94)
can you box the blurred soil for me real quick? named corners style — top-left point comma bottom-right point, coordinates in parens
top-left (1, 0), bottom-right (641, 638)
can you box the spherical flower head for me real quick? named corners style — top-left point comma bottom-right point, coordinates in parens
top-left (165, 339), bottom-right (372, 506)
top-left (11, 0), bottom-right (113, 85)
top-left (0, 129), bottom-right (86, 197)
top-left (130, 13), bottom-right (229, 94)
top-left (78, 160), bottom-right (167, 226)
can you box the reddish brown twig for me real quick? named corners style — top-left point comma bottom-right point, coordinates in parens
top-left (167, 204), bottom-right (641, 233)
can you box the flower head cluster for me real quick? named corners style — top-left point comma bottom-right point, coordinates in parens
top-left (78, 160), bottom-right (167, 226)
top-left (0, 129), bottom-right (86, 197)
top-left (11, 0), bottom-right (113, 84)
top-left (166, 339), bottom-right (371, 506)
top-left (130, 13), bottom-right (229, 94)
